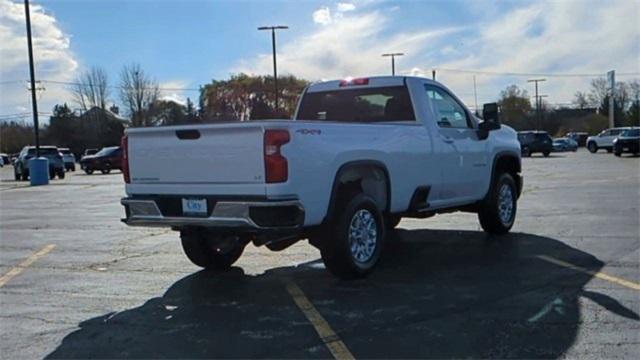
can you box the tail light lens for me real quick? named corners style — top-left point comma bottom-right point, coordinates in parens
top-left (121, 135), bottom-right (130, 183)
top-left (264, 129), bottom-right (290, 183)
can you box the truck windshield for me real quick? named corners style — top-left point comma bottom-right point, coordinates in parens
top-left (297, 86), bottom-right (415, 122)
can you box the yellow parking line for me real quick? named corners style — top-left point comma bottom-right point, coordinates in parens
top-left (537, 255), bottom-right (640, 291)
top-left (0, 244), bottom-right (56, 288)
top-left (285, 280), bottom-right (355, 360)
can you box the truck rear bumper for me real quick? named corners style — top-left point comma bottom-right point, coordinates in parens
top-left (121, 197), bottom-right (304, 230)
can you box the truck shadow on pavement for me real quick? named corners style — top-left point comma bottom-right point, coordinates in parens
top-left (46, 229), bottom-right (638, 359)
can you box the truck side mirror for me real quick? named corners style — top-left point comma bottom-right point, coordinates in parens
top-left (482, 102), bottom-right (499, 123)
top-left (478, 102), bottom-right (501, 140)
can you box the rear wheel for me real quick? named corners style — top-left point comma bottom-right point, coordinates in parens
top-left (522, 147), bottom-right (531, 157)
top-left (320, 193), bottom-right (386, 280)
top-left (84, 168), bottom-right (94, 175)
top-left (478, 172), bottom-right (517, 235)
top-left (58, 170), bottom-right (65, 179)
top-left (587, 142), bottom-right (598, 153)
top-left (180, 229), bottom-right (247, 271)
top-left (614, 151), bottom-right (622, 157)
top-left (543, 151), bottom-right (550, 157)
top-left (101, 162), bottom-right (111, 174)
top-left (14, 169), bottom-right (19, 181)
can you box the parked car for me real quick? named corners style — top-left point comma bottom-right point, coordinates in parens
top-left (13, 146), bottom-right (65, 180)
top-left (552, 137), bottom-right (578, 152)
top-left (81, 148), bottom-right (98, 160)
top-left (0, 155), bottom-right (4, 167)
top-left (80, 146), bottom-right (122, 174)
top-left (0, 153), bottom-right (9, 166)
top-left (58, 148), bottom-right (76, 171)
top-left (120, 76), bottom-right (522, 280)
top-left (613, 128), bottom-right (640, 156)
top-left (586, 127), bottom-right (631, 153)
top-left (566, 132), bottom-right (589, 147)
top-left (517, 131), bottom-right (553, 157)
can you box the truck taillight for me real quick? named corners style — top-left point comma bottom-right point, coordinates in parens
top-left (264, 129), bottom-right (290, 183)
top-left (121, 135), bottom-right (130, 183)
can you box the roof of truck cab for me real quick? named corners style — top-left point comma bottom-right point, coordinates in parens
top-left (306, 76), bottom-right (441, 92)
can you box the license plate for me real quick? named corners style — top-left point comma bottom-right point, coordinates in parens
top-left (182, 198), bottom-right (207, 216)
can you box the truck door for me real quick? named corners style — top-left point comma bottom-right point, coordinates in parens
top-left (424, 84), bottom-right (487, 202)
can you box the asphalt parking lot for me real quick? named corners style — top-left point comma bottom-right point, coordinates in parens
top-left (1, 149), bottom-right (638, 359)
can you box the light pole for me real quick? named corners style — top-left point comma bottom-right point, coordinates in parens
top-left (258, 25), bottom-right (288, 114)
top-left (24, 0), bottom-right (40, 157)
top-left (382, 53), bottom-right (404, 76)
top-left (528, 78), bottom-right (546, 130)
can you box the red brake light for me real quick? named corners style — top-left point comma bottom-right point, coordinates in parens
top-left (339, 77), bottom-right (369, 87)
top-left (264, 130), bottom-right (290, 183)
top-left (121, 135), bottom-right (130, 183)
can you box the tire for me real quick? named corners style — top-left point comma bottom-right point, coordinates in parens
top-left (14, 169), bottom-right (19, 181)
top-left (180, 229), bottom-right (246, 271)
top-left (543, 151), bottom-right (550, 157)
top-left (84, 169), bottom-right (94, 175)
top-left (587, 142), bottom-right (598, 153)
top-left (522, 147), bottom-right (531, 157)
top-left (21, 170), bottom-right (28, 181)
top-left (606, 148), bottom-right (612, 153)
top-left (101, 162), bottom-right (111, 174)
top-left (478, 172), bottom-right (517, 235)
top-left (320, 193), bottom-right (386, 280)
top-left (614, 151), bottom-right (622, 157)
top-left (58, 170), bottom-right (65, 179)
top-left (49, 171), bottom-right (55, 180)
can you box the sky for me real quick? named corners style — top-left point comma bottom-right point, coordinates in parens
top-left (1, 0), bottom-right (639, 123)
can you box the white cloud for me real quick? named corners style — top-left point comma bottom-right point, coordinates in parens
top-left (234, 10), bottom-right (462, 81)
top-left (0, 0), bottom-right (78, 120)
top-left (436, 0), bottom-right (640, 107)
top-left (337, 3), bottom-right (356, 12)
top-left (159, 80), bottom-right (189, 105)
top-left (312, 7), bottom-right (332, 25)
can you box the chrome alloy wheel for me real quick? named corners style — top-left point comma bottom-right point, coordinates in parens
top-left (498, 183), bottom-right (515, 225)
top-left (348, 209), bottom-right (378, 263)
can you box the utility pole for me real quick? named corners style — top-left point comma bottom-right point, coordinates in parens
top-left (381, 53), bottom-right (404, 76)
top-left (432, 69), bottom-right (436, 81)
top-left (24, 0), bottom-right (40, 157)
top-left (607, 70), bottom-right (615, 128)
top-left (528, 78), bottom-right (546, 130)
top-left (258, 25), bottom-right (288, 115)
top-left (473, 75), bottom-right (479, 116)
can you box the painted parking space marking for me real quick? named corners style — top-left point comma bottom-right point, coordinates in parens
top-left (0, 244), bottom-right (56, 288)
top-left (285, 280), bottom-right (355, 360)
top-left (537, 255), bottom-right (640, 291)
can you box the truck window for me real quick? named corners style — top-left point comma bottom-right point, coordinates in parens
top-left (297, 86), bottom-right (415, 122)
top-left (424, 85), bottom-right (470, 128)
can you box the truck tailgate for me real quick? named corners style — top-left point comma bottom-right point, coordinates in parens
top-left (128, 125), bottom-right (265, 184)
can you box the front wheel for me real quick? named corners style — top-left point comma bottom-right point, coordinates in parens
top-left (543, 151), bottom-right (550, 157)
top-left (320, 194), bottom-right (386, 280)
top-left (614, 151), bottom-right (622, 157)
top-left (180, 229), bottom-right (247, 271)
top-left (58, 170), bottom-right (65, 179)
top-left (587, 142), bottom-right (598, 153)
top-left (84, 168), bottom-right (94, 175)
top-left (478, 173), bottom-right (517, 235)
top-left (522, 147), bottom-right (531, 157)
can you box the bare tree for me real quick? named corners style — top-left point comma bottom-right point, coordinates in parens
top-left (572, 91), bottom-right (589, 109)
top-left (588, 77), bottom-right (608, 110)
top-left (72, 67), bottom-right (110, 110)
top-left (119, 63), bottom-right (160, 127)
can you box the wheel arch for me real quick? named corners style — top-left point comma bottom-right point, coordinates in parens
top-left (324, 160), bottom-right (391, 224)
top-left (488, 152), bottom-right (522, 199)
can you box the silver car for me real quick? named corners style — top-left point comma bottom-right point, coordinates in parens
top-left (13, 146), bottom-right (66, 181)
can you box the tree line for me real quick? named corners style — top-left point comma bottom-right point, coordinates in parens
top-left (497, 78), bottom-right (640, 136)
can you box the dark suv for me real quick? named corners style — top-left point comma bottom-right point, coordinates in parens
top-left (80, 146), bottom-right (122, 174)
top-left (517, 131), bottom-right (553, 157)
top-left (13, 146), bottom-right (65, 180)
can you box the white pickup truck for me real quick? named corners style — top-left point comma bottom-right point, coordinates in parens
top-left (120, 76), bottom-right (522, 279)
